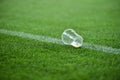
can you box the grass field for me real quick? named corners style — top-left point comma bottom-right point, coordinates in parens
top-left (0, 0), bottom-right (120, 80)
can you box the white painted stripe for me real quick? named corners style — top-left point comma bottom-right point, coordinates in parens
top-left (83, 43), bottom-right (120, 54)
top-left (0, 29), bottom-right (120, 54)
top-left (0, 29), bottom-right (63, 44)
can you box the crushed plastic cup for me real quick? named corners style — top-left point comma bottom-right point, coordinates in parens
top-left (61, 29), bottom-right (83, 48)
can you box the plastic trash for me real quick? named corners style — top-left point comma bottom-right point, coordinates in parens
top-left (62, 29), bottom-right (83, 48)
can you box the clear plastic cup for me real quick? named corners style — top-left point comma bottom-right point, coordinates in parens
top-left (61, 29), bottom-right (83, 48)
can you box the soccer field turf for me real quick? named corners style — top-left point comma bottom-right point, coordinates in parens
top-left (0, 0), bottom-right (120, 80)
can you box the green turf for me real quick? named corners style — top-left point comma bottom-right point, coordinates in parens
top-left (0, 0), bottom-right (120, 80)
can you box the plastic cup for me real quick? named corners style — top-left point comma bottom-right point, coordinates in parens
top-left (61, 29), bottom-right (83, 48)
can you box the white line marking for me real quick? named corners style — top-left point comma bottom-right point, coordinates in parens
top-left (83, 43), bottom-right (120, 54)
top-left (0, 29), bottom-right (120, 54)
